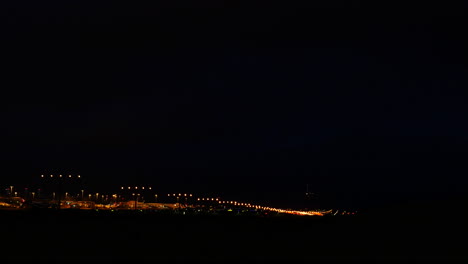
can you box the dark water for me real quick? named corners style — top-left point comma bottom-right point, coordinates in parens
top-left (2, 205), bottom-right (467, 262)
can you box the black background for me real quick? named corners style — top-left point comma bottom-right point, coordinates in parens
top-left (1, 1), bottom-right (468, 209)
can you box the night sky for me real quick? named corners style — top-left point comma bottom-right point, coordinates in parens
top-left (1, 1), bottom-right (468, 209)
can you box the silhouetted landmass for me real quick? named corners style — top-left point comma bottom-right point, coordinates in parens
top-left (2, 197), bottom-right (467, 262)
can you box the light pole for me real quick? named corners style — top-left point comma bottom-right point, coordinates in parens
top-left (154, 194), bottom-right (158, 203)
top-left (32, 192), bottom-right (35, 200)
top-left (9, 186), bottom-right (13, 197)
top-left (81, 190), bottom-right (84, 201)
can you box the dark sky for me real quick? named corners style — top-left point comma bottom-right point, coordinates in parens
top-left (1, 1), bottom-right (468, 208)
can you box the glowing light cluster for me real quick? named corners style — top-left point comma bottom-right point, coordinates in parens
top-left (213, 199), bottom-right (327, 216)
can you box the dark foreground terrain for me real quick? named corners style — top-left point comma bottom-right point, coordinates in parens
top-left (1, 200), bottom-right (467, 263)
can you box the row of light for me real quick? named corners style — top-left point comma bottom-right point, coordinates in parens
top-left (211, 200), bottom-right (325, 216)
top-left (41, 174), bottom-right (81, 178)
top-left (197, 197), bottom-right (219, 201)
top-left (121, 186), bottom-right (152, 190)
top-left (168, 193), bottom-right (193, 197)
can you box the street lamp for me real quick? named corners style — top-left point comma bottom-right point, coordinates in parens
top-left (32, 192), bottom-right (35, 199)
top-left (81, 190), bottom-right (84, 201)
top-left (154, 194), bottom-right (158, 203)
